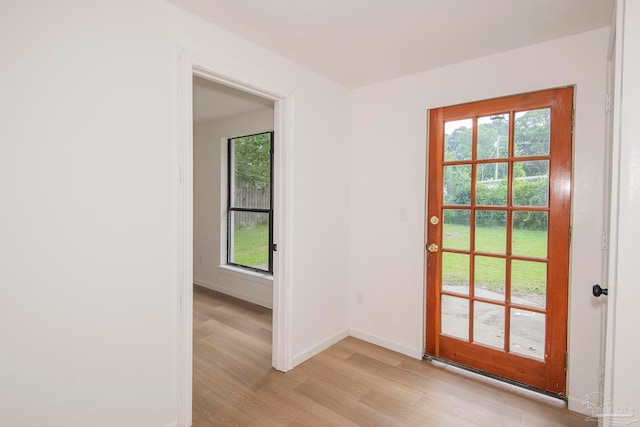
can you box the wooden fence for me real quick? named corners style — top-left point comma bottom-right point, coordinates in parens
top-left (231, 185), bottom-right (270, 228)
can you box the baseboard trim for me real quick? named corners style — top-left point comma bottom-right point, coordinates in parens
top-left (567, 395), bottom-right (590, 415)
top-left (349, 329), bottom-right (424, 359)
top-left (292, 329), bottom-right (350, 367)
top-left (193, 279), bottom-right (273, 309)
top-left (161, 421), bottom-right (178, 427)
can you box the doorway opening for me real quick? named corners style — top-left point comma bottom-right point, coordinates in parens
top-left (192, 77), bottom-right (275, 304)
top-left (192, 80), bottom-right (276, 423)
top-left (177, 50), bottom-right (295, 427)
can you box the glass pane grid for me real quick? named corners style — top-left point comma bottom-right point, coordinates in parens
top-left (439, 109), bottom-right (553, 360)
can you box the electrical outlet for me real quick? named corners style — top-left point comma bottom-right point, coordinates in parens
top-left (356, 291), bottom-right (365, 305)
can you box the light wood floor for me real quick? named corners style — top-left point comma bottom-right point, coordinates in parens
top-left (193, 285), bottom-right (590, 426)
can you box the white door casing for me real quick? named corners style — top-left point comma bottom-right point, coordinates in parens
top-left (177, 47), bottom-right (295, 427)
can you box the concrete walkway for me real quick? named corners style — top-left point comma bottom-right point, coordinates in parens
top-left (441, 285), bottom-right (545, 360)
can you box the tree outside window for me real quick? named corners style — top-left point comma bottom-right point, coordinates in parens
top-left (227, 132), bottom-right (273, 273)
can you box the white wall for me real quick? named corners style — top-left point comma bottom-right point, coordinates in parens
top-left (349, 27), bottom-right (609, 412)
top-left (0, 1), bottom-right (351, 426)
top-left (607, 0), bottom-right (640, 418)
top-left (193, 109), bottom-right (275, 308)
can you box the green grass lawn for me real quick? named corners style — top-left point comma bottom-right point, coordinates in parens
top-left (442, 223), bottom-right (548, 296)
top-left (232, 223), bottom-right (269, 268)
top-left (232, 222), bottom-right (547, 297)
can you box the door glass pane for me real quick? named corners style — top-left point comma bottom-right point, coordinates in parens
top-left (475, 210), bottom-right (506, 254)
top-left (510, 309), bottom-right (545, 360)
top-left (474, 256), bottom-right (505, 302)
top-left (514, 108), bottom-right (550, 157)
top-left (473, 302), bottom-right (504, 350)
top-left (512, 212), bottom-right (548, 258)
top-left (229, 133), bottom-right (272, 209)
top-left (441, 295), bottom-right (469, 340)
top-left (476, 163), bottom-right (508, 206)
top-left (443, 209), bottom-right (470, 250)
top-left (228, 211), bottom-right (270, 271)
top-left (444, 165), bottom-right (471, 205)
top-left (444, 119), bottom-right (473, 161)
top-left (511, 260), bottom-right (546, 309)
top-left (442, 253), bottom-right (469, 296)
top-left (513, 161), bottom-right (549, 207)
top-left (477, 113), bottom-right (509, 160)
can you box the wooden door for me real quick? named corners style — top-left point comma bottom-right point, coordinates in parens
top-left (425, 87), bottom-right (573, 395)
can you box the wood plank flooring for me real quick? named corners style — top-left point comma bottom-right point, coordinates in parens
top-left (193, 285), bottom-right (591, 426)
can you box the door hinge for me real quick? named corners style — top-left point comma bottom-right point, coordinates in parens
top-left (272, 243), bottom-right (278, 252)
top-left (571, 110), bottom-right (575, 133)
top-left (566, 352), bottom-right (569, 369)
top-left (598, 366), bottom-right (605, 385)
top-left (568, 226), bottom-right (572, 246)
top-left (605, 92), bottom-right (612, 113)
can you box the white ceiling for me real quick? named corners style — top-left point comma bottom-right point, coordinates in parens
top-left (169, 0), bottom-right (614, 89)
top-left (193, 76), bottom-right (273, 124)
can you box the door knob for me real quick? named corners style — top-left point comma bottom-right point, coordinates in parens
top-left (427, 243), bottom-right (439, 253)
top-left (592, 284), bottom-right (608, 297)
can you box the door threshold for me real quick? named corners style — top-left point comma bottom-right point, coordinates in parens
top-left (423, 354), bottom-right (566, 401)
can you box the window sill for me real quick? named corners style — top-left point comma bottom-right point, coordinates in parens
top-left (217, 264), bottom-right (273, 286)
